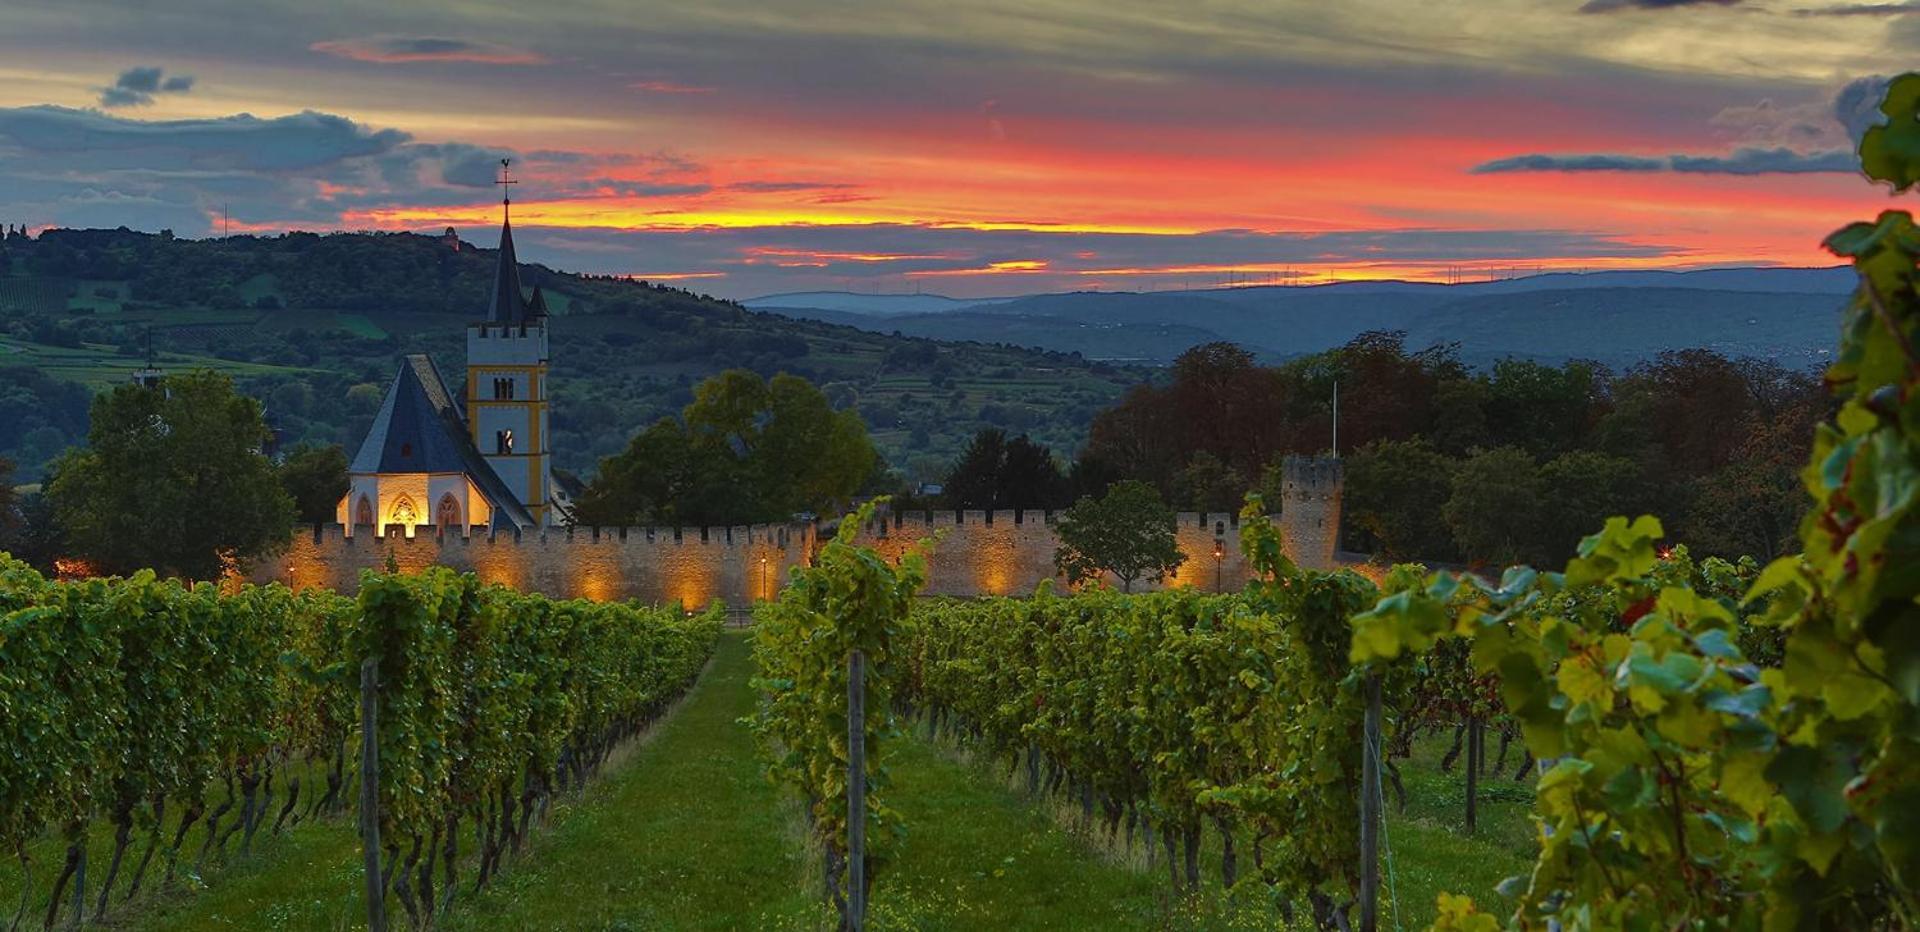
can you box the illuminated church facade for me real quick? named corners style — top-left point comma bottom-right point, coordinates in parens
top-left (337, 184), bottom-right (570, 534)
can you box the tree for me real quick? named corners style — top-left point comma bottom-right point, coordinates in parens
top-left (1678, 400), bottom-right (1818, 560)
top-left (1171, 450), bottom-right (1246, 513)
top-left (1342, 438), bottom-right (1456, 562)
top-left (1442, 446), bottom-right (1546, 567)
top-left (578, 369), bottom-right (875, 526)
top-left (1537, 450), bottom-right (1645, 562)
top-left (0, 456), bottom-right (19, 554)
top-left (48, 370), bottom-right (294, 579)
top-left (1481, 358), bottom-right (1608, 457)
top-left (941, 428), bottom-right (1071, 511)
top-left (277, 443), bottom-right (349, 524)
top-left (1054, 479), bottom-right (1185, 592)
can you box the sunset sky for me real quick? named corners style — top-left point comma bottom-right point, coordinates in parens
top-left (0, 0), bottom-right (1914, 298)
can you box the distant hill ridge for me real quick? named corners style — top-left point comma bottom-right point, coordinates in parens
top-left (746, 267), bottom-right (1856, 368)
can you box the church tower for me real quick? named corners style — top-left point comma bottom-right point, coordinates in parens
top-left (466, 161), bottom-right (555, 524)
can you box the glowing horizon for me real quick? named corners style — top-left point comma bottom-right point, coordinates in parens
top-left (0, 0), bottom-right (1910, 298)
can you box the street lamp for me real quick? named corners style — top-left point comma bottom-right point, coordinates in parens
top-left (1212, 537), bottom-right (1225, 593)
top-left (760, 555), bottom-right (769, 601)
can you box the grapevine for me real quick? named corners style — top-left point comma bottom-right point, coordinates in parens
top-left (0, 552), bottom-right (720, 929)
top-left (748, 501), bottom-right (927, 928)
top-left (893, 500), bottom-right (1381, 929)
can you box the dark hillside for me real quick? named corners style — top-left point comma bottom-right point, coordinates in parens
top-left (0, 228), bottom-right (1142, 483)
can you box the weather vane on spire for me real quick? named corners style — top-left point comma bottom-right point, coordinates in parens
top-left (497, 157), bottom-right (517, 218)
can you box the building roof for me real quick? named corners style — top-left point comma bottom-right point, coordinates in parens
top-left (487, 213), bottom-right (529, 324)
top-left (350, 354), bottom-right (535, 528)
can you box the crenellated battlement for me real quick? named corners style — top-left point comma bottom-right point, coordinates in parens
top-left (330, 521), bottom-right (800, 548)
top-left (1280, 455), bottom-right (1343, 502)
top-left (866, 509), bottom-right (1245, 535)
top-left (262, 520), bottom-right (813, 607)
top-left (267, 481), bottom-right (1342, 605)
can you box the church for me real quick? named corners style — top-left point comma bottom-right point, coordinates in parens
top-left (336, 173), bottom-right (573, 534)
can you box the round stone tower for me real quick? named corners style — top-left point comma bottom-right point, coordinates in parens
top-left (1279, 455), bottom-right (1344, 570)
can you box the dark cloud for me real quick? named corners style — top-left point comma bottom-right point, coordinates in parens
top-left (1835, 75), bottom-right (1892, 141)
top-left (113, 66), bottom-right (164, 93)
top-left (98, 65), bottom-right (196, 108)
top-left (309, 35), bottom-right (545, 65)
top-left (509, 223), bottom-right (1675, 299)
top-left (1479, 77), bottom-right (1886, 176)
top-left (1475, 147), bottom-right (1851, 174)
top-left (1793, 2), bottom-right (1920, 13)
top-left (1474, 153), bottom-right (1667, 172)
top-left (0, 106), bottom-right (650, 234)
top-left (1578, 0), bottom-right (1742, 10)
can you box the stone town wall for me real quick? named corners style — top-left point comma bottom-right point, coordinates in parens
top-left (262, 455), bottom-right (1346, 605)
top-left (256, 522), bottom-right (811, 609)
top-left (849, 509), bottom-right (1260, 597)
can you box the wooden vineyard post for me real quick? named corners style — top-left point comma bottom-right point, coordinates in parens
top-left (1359, 673), bottom-right (1382, 932)
top-left (1465, 716), bottom-right (1481, 834)
top-left (359, 657), bottom-right (387, 932)
top-left (847, 648), bottom-right (868, 932)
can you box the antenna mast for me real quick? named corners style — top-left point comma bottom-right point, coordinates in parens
top-left (1332, 379), bottom-right (1340, 459)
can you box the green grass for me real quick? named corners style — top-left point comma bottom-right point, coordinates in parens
top-left (334, 314), bottom-right (389, 340)
top-left (438, 632), bottom-right (818, 930)
top-left (887, 722), bottom-right (1538, 930)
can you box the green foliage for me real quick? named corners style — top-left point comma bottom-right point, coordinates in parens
top-left (1082, 331), bottom-right (1818, 565)
top-left (748, 501), bottom-right (927, 921)
top-left (939, 428), bottom-right (1072, 511)
top-left (0, 549), bottom-right (720, 929)
top-left (276, 443), bottom-right (349, 525)
top-left (895, 502), bottom-right (1381, 925)
top-left (1349, 81), bottom-right (1920, 924)
top-left (47, 369), bottom-right (294, 579)
top-left (1538, 450), bottom-right (1648, 564)
top-left (0, 555), bottom-right (350, 927)
top-left (1443, 446), bottom-right (1546, 567)
top-left (355, 567), bottom-right (721, 927)
top-left (1344, 438), bottom-right (1457, 561)
top-left (575, 369), bottom-right (875, 526)
top-left (1053, 479), bottom-right (1184, 591)
top-left (0, 456), bottom-right (17, 549)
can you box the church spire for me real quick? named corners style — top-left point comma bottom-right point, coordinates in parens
top-left (487, 158), bottom-right (526, 324)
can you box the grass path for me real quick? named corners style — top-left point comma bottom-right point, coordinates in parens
top-left (439, 631), bottom-right (817, 930)
top-left (869, 733), bottom-right (1181, 930)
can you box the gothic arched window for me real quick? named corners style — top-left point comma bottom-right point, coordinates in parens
top-left (355, 495), bottom-right (374, 528)
top-left (390, 494), bottom-right (417, 526)
top-left (436, 493), bottom-right (461, 530)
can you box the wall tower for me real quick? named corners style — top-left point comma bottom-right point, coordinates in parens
top-left (1278, 455), bottom-right (1344, 570)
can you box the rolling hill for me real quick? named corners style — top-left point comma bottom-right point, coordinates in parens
top-left (748, 267), bottom-right (1855, 367)
top-left (0, 228), bottom-right (1142, 483)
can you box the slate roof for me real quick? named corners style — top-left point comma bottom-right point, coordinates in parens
top-left (487, 214), bottom-right (529, 324)
top-left (349, 354), bottom-right (535, 529)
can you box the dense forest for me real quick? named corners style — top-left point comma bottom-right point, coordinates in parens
top-left (1069, 337), bottom-right (1821, 565)
top-left (0, 227), bottom-right (1137, 482)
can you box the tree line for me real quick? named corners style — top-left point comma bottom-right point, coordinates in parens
top-left (923, 335), bottom-right (1822, 568)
